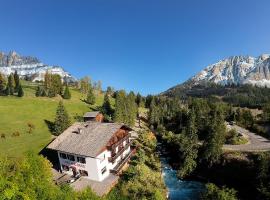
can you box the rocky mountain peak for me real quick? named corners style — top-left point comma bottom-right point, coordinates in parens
top-left (0, 51), bottom-right (75, 82)
top-left (178, 53), bottom-right (270, 89)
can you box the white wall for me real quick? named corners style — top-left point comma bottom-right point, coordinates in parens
top-left (57, 151), bottom-right (108, 182)
top-left (56, 138), bottom-right (132, 182)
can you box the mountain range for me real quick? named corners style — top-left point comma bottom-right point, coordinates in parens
top-left (165, 54), bottom-right (270, 95)
top-left (0, 51), bottom-right (75, 82)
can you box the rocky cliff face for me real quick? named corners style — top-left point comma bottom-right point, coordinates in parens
top-left (189, 54), bottom-right (270, 87)
top-left (0, 51), bottom-right (76, 82)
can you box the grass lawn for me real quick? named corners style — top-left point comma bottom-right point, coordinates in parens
top-left (0, 82), bottom-right (104, 157)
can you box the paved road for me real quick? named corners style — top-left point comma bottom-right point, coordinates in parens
top-left (223, 124), bottom-right (270, 152)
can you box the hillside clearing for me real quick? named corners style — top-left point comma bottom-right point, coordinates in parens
top-left (0, 83), bottom-right (104, 157)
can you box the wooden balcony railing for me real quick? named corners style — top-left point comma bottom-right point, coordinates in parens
top-left (108, 133), bottom-right (131, 151)
top-left (110, 148), bottom-right (135, 174)
top-left (108, 142), bottom-right (131, 162)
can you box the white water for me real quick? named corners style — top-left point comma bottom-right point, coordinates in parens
top-left (158, 143), bottom-right (205, 200)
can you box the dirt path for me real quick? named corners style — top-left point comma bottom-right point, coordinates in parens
top-left (223, 124), bottom-right (270, 152)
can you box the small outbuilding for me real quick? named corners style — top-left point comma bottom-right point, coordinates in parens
top-left (83, 111), bottom-right (104, 122)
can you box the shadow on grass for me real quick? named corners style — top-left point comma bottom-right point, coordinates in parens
top-left (39, 144), bottom-right (60, 170)
top-left (44, 119), bottom-right (55, 134)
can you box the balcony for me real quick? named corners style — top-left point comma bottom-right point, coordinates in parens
top-left (109, 132), bottom-right (131, 151)
top-left (108, 142), bottom-right (131, 162)
top-left (110, 148), bottom-right (135, 174)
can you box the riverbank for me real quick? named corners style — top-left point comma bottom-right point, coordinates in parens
top-left (157, 142), bottom-right (205, 200)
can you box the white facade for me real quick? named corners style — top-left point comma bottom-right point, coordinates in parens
top-left (57, 138), bottom-right (131, 182)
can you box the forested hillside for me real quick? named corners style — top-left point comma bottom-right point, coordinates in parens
top-left (164, 82), bottom-right (270, 108)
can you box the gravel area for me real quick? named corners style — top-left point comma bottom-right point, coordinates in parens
top-left (223, 124), bottom-right (270, 152)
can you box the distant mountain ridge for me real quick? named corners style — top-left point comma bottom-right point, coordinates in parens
top-left (0, 51), bottom-right (76, 82)
top-left (164, 54), bottom-right (270, 95)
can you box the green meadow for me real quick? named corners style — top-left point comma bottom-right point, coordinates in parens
top-left (0, 82), bottom-right (104, 157)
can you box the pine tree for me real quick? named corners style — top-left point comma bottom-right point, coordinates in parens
top-left (102, 92), bottom-right (112, 117)
top-left (127, 91), bottom-right (137, 126)
top-left (202, 105), bottom-right (225, 166)
top-left (114, 90), bottom-right (127, 123)
top-left (5, 85), bottom-right (10, 96)
top-left (106, 86), bottom-right (113, 96)
top-left (14, 70), bottom-right (20, 92)
top-left (63, 85), bottom-right (71, 99)
top-left (51, 74), bottom-right (63, 96)
top-left (54, 101), bottom-right (71, 136)
top-left (7, 73), bottom-right (15, 95)
top-left (17, 84), bottom-right (24, 97)
top-left (149, 98), bottom-right (160, 128)
top-left (35, 86), bottom-right (41, 97)
top-left (85, 87), bottom-right (95, 105)
top-left (136, 93), bottom-right (142, 107)
top-left (177, 108), bottom-right (198, 178)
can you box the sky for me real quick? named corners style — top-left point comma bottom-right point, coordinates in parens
top-left (0, 0), bottom-right (270, 95)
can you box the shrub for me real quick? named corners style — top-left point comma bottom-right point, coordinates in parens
top-left (201, 183), bottom-right (238, 200)
top-left (27, 122), bottom-right (35, 134)
top-left (225, 129), bottom-right (248, 145)
top-left (1, 133), bottom-right (5, 139)
top-left (11, 131), bottom-right (20, 137)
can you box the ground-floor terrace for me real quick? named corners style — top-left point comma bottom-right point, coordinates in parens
top-left (51, 147), bottom-right (136, 196)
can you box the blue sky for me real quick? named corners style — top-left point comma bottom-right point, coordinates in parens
top-left (0, 0), bottom-right (270, 95)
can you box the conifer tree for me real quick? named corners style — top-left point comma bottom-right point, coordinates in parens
top-left (102, 92), bottom-right (113, 119)
top-left (85, 87), bottom-right (95, 105)
top-left (177, 108), bottom-right (198, 178)
top-left (202, 105), bottom-right (225, 166)
top-left (106, 86), bottom-right (113, 96)
top-left (114, 90), bottom-right (127, 123)
top-left (127, 91), bottom-right (137, 126)
top-left (35, 86), bottom-right (41, 97)
top-left (63, 85), bottom-right (71, 99)
top-left (54, 101), bottom-right (71, 136)
top-left (17, 84), bottom-right (24, 97)
top-left (5, 85), bottom-right (10, 96)
top-left (149, 98), bottom-right (160, 128)
top-left (7, 73), bottom-right (15, 95)
top-left (136, 93), bottom-right (143, 107)
top-left (14, 70), bottom-right (20, 92)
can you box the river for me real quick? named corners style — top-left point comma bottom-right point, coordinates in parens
top-left (157, 143), bottom-right (205, 200)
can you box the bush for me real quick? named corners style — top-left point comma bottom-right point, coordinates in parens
top-left (225, 129), bottom-right (248, 145)
top-left (1, 133), bottom-right (5, 139)
top-left (27, 122), bottom-right (35, 134)
top-left (201, 183), bottom-right (238, 200)
top-left (11, 131), bottom-right (20, 137)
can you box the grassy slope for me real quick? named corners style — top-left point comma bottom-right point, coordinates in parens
top-left (0, 82), bottom-right (104, 157)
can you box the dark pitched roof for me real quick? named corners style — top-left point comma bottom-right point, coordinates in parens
top-left (47, 122), bottom-right (131, 157)
top-left (83, 111), bottom-right (100, 118)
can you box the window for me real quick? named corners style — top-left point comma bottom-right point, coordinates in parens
top-left (77, 156), bottom-right (86, 164)
top-left (101, 167), bottom-right (107, 175)
top-left (100, 154), bottom-right (106, 163)
top-left (60, 153), bottom-right (67, 159)
top-left (67, 154), bottom-right (75, 161)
